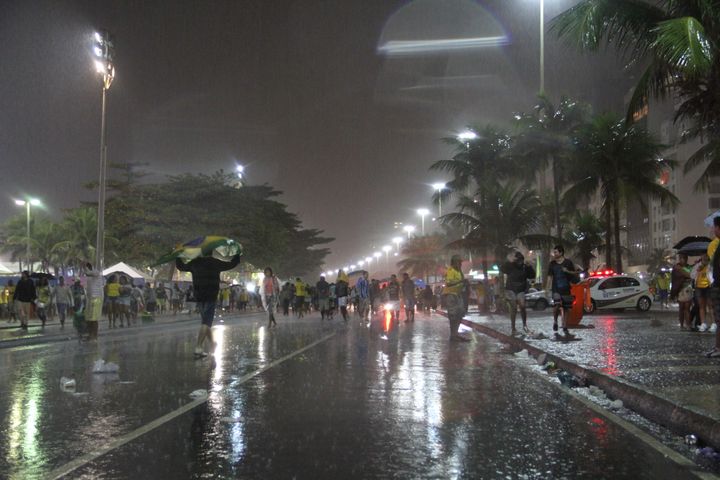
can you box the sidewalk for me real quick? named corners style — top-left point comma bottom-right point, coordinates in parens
top-left (462, 310), bottom-right (720, 450)
top-left (0, 309), bottom-right (259, 349)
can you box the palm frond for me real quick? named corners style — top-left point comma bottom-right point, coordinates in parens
top-left (652, 16), bottom-right (713, 76)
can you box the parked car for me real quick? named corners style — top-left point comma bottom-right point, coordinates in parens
top-left (525, 289), bottom-right (551, 311)
top-left (582, 274), bottom-right (652, 313)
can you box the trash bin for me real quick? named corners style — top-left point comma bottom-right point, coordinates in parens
top-left (567, 283), bottom-right (588, 327)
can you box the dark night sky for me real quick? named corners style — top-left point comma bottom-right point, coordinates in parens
top-left (0, 0), bottom-right (633, 269)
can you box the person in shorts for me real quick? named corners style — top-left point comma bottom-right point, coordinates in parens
top-left (316, 275), bottom-right (331, 320)
top-left (546, 245), bottom-right (579, 338)
top-left (401, 273), bottom-right (416, 323)
top-left (501, 251), bottom-right (535, 335)
top-left (84, 263), bottom-right (104, 340)
top-left (176, 254), bottom-right (240, 357)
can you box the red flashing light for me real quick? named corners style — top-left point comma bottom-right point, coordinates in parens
top-left (591, 269), bottom-right (616, 277)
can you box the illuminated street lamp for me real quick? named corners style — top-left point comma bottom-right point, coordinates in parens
top-left (14, 198), bottom-right (41, 272)
top-left (365, 256), bottom-right (373, 264)
top-left (403, 225), bottom-right (416, 239)
top-left (373, 252), bottom-right (381, 265)
top-left (235, 164), bottom-right (245, 187)
top-left (417, 208), bottom-right (430, 235)
top-left (392, 236), bottom-right (403, 252)
top-left (457, 130), bottom-right (478, 143)
top-left (382, 245), bottom-right (392, 266)
top-left (93, 29), bottom-right (116, 271)
top-left (432, 183), bottom-right (446, 217)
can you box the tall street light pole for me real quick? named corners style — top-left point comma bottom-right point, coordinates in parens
top-left (382, 245), bottom-right (392, 267)
top-left (93, 30), bottom-right (115, 271)
top-left (417, 208), bottom-right (430, 235)
top-left (403, 225), bottom-right (415, 239)
top-left (432, 183), bottom-right (445, 218)
top-left (540, 0), bottom-right (545, 94)
top-left (392, 236), bottom-right (402, 253)
top-left (14, 198), bottom-right (40, 272)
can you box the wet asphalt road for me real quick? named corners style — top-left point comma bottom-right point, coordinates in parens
top-left (0, 310), bottom-right (703, 479)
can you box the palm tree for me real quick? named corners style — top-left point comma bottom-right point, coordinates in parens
top-left (513, 95), bottom-right (591, 238)
top-left (0, 214), bottom-right (29, 270)
top-left (564, 211), bottom-right (605, 272)
top-left (442, 182), bottom-right (546, 270)
top-left (646, 247), bottom-right (672, 275)
top-left (53, 207), bottom-right (98, 272)
top-left (565, 114), bottom-right (678, 273)
top-left (552, 1), bottom-right (720, 189)
top-left (396, 235), bottom-right (448, 283)
top-left (430, 125), bottom-right (514, 208)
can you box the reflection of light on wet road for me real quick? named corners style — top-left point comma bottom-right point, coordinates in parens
top-left (8, 359), bottom-right (47, 473)
top-left (600, 319), bottom-right (619, 376)
top-left (257, 326), bottom-right (266, 364)
top-left (210, 325), bottom-right (226, 408)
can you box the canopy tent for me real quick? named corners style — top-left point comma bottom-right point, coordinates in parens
top-left (103, 262), bottom-right (150, 280)
top-left (0, 262), bottom-right (16, 275)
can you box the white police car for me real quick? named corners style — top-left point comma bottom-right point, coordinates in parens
top-left (582, 270), bottom-right (652, 313)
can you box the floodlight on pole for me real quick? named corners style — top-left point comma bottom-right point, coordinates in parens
top-left (417, 208), bottom-right (430, 235)
top-left (432, 183), bottom-right (446, 217)
top-left (403, 225), bottom-right (416, 239)
top-left (457, 130), bottom-right (478, 143)
top-left (373, 252), bottom-right (381, 264)
top-left (14, 197), bottom-right (41, 272)
top-left (365, 256), bottom-right (373, 263)
top-left (93, 29), bottom-right (116, 272)
top-left (382, 245), bottom-right (392, 266)
top-left (392, 236), bottom-right (403, 252)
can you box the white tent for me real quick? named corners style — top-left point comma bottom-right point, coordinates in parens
top-left (103, 262), bottom-right (150, 280)
top-left (0, 262), bottom-right (15, 275)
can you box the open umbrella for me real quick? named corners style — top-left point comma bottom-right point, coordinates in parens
top-left (673, 236), bottom-right (712, 250)
top-left (705, 211), bottom-right (720, 227)
top-left (676, 241), bottom-right (711, 257)
top-left (155, 236), bottom-right (242, 266)
top-left (30, 272), bottom-right (55, 281)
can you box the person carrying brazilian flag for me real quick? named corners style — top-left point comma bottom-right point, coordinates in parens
top-left (156, 236), bottom-right (241, 358)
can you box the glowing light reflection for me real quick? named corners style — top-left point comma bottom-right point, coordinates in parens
top-left (378, 36), bottom-right (509, 55)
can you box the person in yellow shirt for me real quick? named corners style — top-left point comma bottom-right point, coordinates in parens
top-left (443, 255), bottom-right (469, 342)
top-left (294, 278), bottom-right (306, 318)
top-left (0, 282), bottom-right (7, 320)
top-left (106, 275), bottom-right (120, 328)
top-left (692, 254), bottom-right (712, 331)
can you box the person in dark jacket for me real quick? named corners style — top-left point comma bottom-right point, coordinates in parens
top-left (176, 254), bottom-right (240, 357)
top-left (13, 270), bottom-right (36, 330)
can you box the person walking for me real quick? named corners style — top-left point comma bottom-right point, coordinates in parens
top-left (707, 216), bottom-right (720, 357)
top-left (401, 273), bottom-right (416, 323)
top-left (35, 277), bottom-right (51, 328)
top-left (176, 254), bottom-right (240, 357)
top-left (106, 275), bottom-right (120, 328)
top-left (280, 282), bottom-right (292, 316)
top-left (385, 274), bottom-right (401, 323)
top-left (546, 245), bottom-right (579, 338)
top-left (55, 276), bottom-right (73, 328)
top-left (692, 254), bottom-right (713, 332)
top-left (316, 275), bottom-right (331, 320)
top-left (336, 270), bottom-right (350, 322)
top-left (356, 271), bottom-right (370, 321)
top-left (294, 278), bottom-right (306, 318)
top-left (443, 255), bottom-right (470, 342)
top-left (671, 253), bottom-right (693, 330)
top-left (13, 271), bottom-right (36, 330)
top-left (84, 263), bottom-right (104, 340)
top-left (656, 271), bottom-right (671, 310)
top-left (261, 267), bottom-right (280, 328)
top-left (501, 252), bottom-right (536, 335)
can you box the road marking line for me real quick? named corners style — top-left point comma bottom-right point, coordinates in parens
top-left (45, 331), bottom-right (336, 480)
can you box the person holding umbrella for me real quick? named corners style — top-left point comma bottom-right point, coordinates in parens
top-left (707, 217), bottom-right (720, 357)
top-left (176, 253), bottom-right (240, 357)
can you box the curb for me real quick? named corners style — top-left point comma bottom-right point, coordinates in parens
top-left (453, 315), bottom-right (720, 452)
